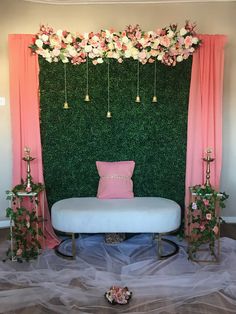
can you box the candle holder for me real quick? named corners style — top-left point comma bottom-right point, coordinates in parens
top-left (22, 147), bottom-right (35, 192)
top-left (202, 148), bottom-right (215, 187)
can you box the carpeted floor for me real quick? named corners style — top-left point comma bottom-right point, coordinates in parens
top-left (0, 224), bottom-right (235, 314)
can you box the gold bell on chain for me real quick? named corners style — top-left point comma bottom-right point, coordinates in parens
top-left (63, 102), bottom-right (69, 109)
top-left (84, 94), bottom-right (90, 102)
top-left (106, 111), bottom-right (112, 118)
top-left (135, 95), bottom-right (141, 103)
top-left (152, 96), bottom-right (157, 103)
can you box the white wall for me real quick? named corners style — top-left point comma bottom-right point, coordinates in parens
top-left (0, 0), bottom-right (235, 219)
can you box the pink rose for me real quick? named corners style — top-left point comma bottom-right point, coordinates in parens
top-left (199, 224), bottom-right (205, 231)
top-left (203, 199), bottom-right (209, 206)
top-left (206, 213), bottom-right (212, 220)
top-left (160, 35), bottom-right (171, 48)
top-left (184, 36), bottom-right (193, 48)
top-left (25, 186), bottom-right (32, 192)
top-left (16, 248), bottom-right (22, 256)
top-left (213, 225), bottom-right (219, 235)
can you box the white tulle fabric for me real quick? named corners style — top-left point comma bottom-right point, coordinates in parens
top-left (0, 234), bottom-right (236, 313)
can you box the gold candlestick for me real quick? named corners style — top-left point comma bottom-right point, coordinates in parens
top-left (202, 148), bottom-right (215, 186)
top-left (23, 147), bottom-right (35, 191)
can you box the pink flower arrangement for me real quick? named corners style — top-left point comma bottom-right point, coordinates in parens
top-left (30, 21), bottom-right (201, 66)
top-left (105, 286), bottom-right (132, 305)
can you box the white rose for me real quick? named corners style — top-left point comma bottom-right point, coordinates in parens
top-left (105, 30), bottom-right (111, 38)
top-left (167, 30), bottom-right (174, 38)
top-left (62, 57), bottom-right (69, 63)
top-left (35, 39), bottom-right (43, 48)
top-left (176, 55), bottom-right (183, 62)
top-left (189, 47), bottom-right (195, 53)
top-left (44, 50), bottom-right (51, 58)
top-left (112, 52), bottom-right (119, 59)
top-left (52, 48), bottom-right (60, 57)
top-left (56, 29), bottom-right (63, 37)
top-left (180, 28), bottom-right (187, 36)
top-left (46, 57), bottom-right (52, 63)
top-left (122, 36), bottom-right (129, 44)
top-left (124, 50), bottom-right (131, 58)
top-left (131, 47), bottom-right (139, 58)
top-left (53, 57), bottom-right (59, 62)
top-left (93, 48), bottom-right (99, 55)
top-left (41, 34), bottom-right (49, 42)
top-left (84, 32), bottom-right (89, 40)
top-left (148, 31), bottom-right (154, 36)
top-left (92, 35), bottom-right (99, 42)
top-left (65, 34), bottom-right (73, 44)
top-left (68, 47), bottom-right (77, 57)
top-left (97, 57), bottom-right (103, 64)
top-left (153, 39), bottom-right (160, 48)
top-left (88, 52), bottom-right (95, 58)
top-left (192, 37), bottom-right (199, 45)
top-left (139, 38), bottom-right (145, 46)
top-left (157, 53), bottom-right (164, 61)
top-left (108, 42), bottom-right (114, 50)
top-left (85, 45), bottom-right (92, 52)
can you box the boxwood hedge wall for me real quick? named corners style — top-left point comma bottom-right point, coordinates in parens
top-left (39, 57), bottom-right (192, 210)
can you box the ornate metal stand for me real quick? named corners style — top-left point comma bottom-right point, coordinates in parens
top-left (202, 148), bottom-right (215, 186)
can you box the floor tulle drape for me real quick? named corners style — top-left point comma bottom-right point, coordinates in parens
top-left (0, 234), bottom-right (236, 313)
top-left (8, 34), bottom-right (60, 249)
top-left (185, 34), bottom-right (227, 232)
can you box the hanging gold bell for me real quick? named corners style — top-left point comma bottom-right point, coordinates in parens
top-left (84, 94), bottom-right (90, 102)
top-left (135, 95), bottom-right (141, 103)
top-left (152, 96), bottom-right (157, 103)
top-left (63, 102), bottom-right (69, 109)
top-left (106, 111), bottom-right (112, 118)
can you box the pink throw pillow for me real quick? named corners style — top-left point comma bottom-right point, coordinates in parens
top-left (96, 161), bottom-right (135, 199)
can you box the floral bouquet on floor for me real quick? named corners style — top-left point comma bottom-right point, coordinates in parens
top-left (105, 286), bottom-right (132, 305)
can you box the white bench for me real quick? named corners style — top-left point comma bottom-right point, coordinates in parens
top-left (51, 197), bottom-right (181, 259)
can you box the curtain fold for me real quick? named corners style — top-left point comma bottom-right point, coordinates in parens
top-left (8, 34), bottom-right (60, 248)
top-left (185, 34), bottom-right (227, 233)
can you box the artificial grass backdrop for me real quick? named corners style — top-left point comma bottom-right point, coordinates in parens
top-left (39, 57), bottom-right (192, 209)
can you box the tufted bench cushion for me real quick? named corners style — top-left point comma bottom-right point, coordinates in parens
top-left (51, 197), bottom-right (181, 234)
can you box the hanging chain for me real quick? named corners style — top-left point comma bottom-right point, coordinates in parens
top-left (64, 63), bottom-right (68, 103)
top-left (107, 60), bottom-right (110, 112)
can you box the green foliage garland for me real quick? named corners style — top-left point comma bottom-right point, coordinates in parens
top-left (5, 185), bottom-right (45, 262)
top-left (39, 57), bottom-right (192, 210)
top-left (188, 184), bottom-right (229, 258)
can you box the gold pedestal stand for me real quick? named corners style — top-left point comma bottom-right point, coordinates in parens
top-left (188, 149), bottom-right (221, 263)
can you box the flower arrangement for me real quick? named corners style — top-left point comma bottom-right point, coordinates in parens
top-left (188, 184), bottom-right (228, 259)
top-left (5, 182), bottom-right (45, 262)
top-left (105, 286), bottom-right (132, 305)
top-left (30, 21), bottom-right (201, 66)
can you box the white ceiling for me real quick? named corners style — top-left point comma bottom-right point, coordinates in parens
top-left (23, 0), bottom-right (236, 4)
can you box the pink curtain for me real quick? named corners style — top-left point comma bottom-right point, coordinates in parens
top-left (8, 34), bottom-right (60, 248)
top-left (185, 34), bottom-right (227, 232)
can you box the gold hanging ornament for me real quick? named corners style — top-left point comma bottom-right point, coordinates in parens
top-left (63, 63), bottom-right (70, 109)
top-left (106, 60), bottom-right (112, 118)
top-left (84, 56), bottom-right (90, 102)
top-left (135, 60), bottom-right (141, 103)
top-left (152, 59), bottom-right (157, 103)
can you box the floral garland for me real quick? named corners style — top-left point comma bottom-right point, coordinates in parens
top-left (188, 184), bottom-right (228, 258)
top-left (5, 182), bottom-right (45, 262)
top-left (30, 21), bottom-right (201, 66)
